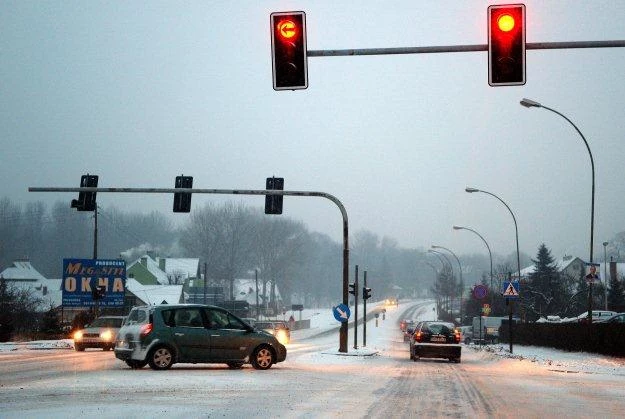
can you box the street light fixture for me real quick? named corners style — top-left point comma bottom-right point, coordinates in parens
top-left (432, 245), bottom-right (464, 322)
top-left (520, 97), bottom-right (596, 322)
top-left (453, 225), bottom-right (493, 305)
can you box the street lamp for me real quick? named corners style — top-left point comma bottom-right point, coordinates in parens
top-left (428, 249), bottom-right (454, 318)
top-left (603, 241), bottom-right (609, 310)
top-left (465, 187), bottom-right (521, 281)
top-left (432, 245), bottom-right (463, 322)
top-left (453, 225), bottom-right (493, 305)
top-left (520, 98), bottom-right (596, 322)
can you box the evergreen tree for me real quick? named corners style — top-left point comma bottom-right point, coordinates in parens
top-left (608, 274), bottom-right (625, 312)
top-left (525, 244), bottom-right (566, 319)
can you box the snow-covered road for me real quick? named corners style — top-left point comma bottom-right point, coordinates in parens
top-left (2, 300), bottom-right (625, 418)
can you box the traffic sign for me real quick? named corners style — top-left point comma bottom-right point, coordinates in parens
top-left (332, 303), bottom-right (351, 323)
top-left (482, 304), bottom-right (491, 316)
top-left (502, 281), bottom-right (520, 298)
top-left (473, 284), bottom-right (488, 300)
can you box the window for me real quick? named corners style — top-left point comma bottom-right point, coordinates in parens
top-left (172, 308), bottom-right (204, 328)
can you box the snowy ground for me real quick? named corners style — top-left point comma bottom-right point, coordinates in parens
top-left (3, 300), bottom-right (624, 375)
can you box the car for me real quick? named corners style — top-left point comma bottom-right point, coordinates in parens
top-left (567, 310), bottom-right (618, 323)
top-left (114, 304), bottom-right (287, 370)
top-left (403, 320), bottom-right (421, 342)
top-left (385, 297), bottom-right (399, 307)
top-left (409, 320), bottom-right (461, 363)
top-left (458, 326), bottom-right (473, 344)
top-left (73, 315), bottom-right (126, 351)
top-left (399, 319), bottom-right (413, 332)
top-left (254, 321), bottom-right (291, 345)
top-left (596, 312), bottom-right (625, 324)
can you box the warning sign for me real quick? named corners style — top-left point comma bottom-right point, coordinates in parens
top-left (502, 281), bottom-right (519, 298)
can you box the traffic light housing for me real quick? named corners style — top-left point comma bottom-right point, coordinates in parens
top-left (264, 177), bottom-right (284, 215)
top-left (173, 175), bottom-right (193, 213)
top-left (92, 285), bottom-right (106, 301)
top-left (488, 4), bottom-right (526, 86)
top-left (270, 11), bottom-right (308, 90)
top-left (71, 174), bottom-right (98, 211)
top-left (363, 287), bottom-right (372, 300)
top-left (349, 283), bottom-right (356, 296)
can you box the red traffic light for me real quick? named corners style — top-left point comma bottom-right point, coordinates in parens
top-left (270, 11), bottom-right (308, 90)
top-left (488, 4), bottom-right (526, 86)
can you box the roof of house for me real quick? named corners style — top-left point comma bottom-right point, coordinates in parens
top-left (0, 259), bottom-right (47, 282)
top-left (158, 257), bottom-right (199, 278)
top-left (127, 255), bottom-right (169, 285)
top-left (231, 278), bottom-right (281, 305)
top-left (126, 278), bottom-right (184, 305)
top-left (520, 256), bottom-right (625, 279)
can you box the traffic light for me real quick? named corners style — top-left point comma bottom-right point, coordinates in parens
top-left (349, 283), bottom-right (356, 296)
top-left (71, 174), bottom-right (98, 211)
top-left (92, 285), bottom-right (105, 301)
top-left (173, 175), bottom-right (193, 213)
top-left (488, 4), bottom-right (526, 86)
top-left (363, 287), bottom-right (372, 300)
top-left (270, 11), bottom-right (308, 90)
top-left (264, 177), bottom-right (284, 215)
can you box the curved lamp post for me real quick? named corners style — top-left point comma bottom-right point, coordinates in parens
top-left (520, 98), bottom-right (596, 322)
top-left (603, 241), bottom-right (609, 310)
top-left (465, 187), bottom-right (521, 281)
top-left (432, 245), bottom-right (463, 322)
top-left (453, 225), bottom-right (493, 305)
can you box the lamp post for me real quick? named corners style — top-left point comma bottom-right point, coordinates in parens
top-left (466, 187), bottom-right (520, 354)
top-left (432, 245), bottom-right (463, 323)
top-left (428, 249), bottom-right (454, 315)
top-left (603, 241), bottom-right (609, 310)
top-left (454, 226), bottom-right (493, 306)
top-left (520, 98), bottom-right (596, 323)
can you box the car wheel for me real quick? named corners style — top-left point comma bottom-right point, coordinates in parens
top-left (413, 355), bottom-right (419, 362)
top-left (227, 362), bottom-right (244, 369)
top-left (251, 345), bottom-right (274, 370)
top-left (125, 360), bottom-right (148, 369)
top-left (148, 346), bottom-right (174, 370)
top-left (74, 344), bottom-right (84, 352)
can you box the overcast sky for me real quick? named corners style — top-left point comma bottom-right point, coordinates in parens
top-left (2, 1), bottom-right (624, 262)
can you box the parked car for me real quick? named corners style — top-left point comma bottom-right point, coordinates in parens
top-left (73, 315), bottom-right (126, 351)
top-left (565, 310), bottom-right (618, 323)
top-left (409, 321), bottom-right (461, 363)
top-left (596, 312), bottom-right (625, 324)
top-left (114, 304), bottom-right (287, 370)
top-left (254, 321), bottom-right (290, 345)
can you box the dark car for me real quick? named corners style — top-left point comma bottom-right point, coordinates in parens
top-left (403, 320), bottom-right (420, 342)
top-left (409, 321), bottom-right (461, 363)
top-left (114, 304), bottom-right (287, 370)
top-left (597, 312), bottom-right (625, 324)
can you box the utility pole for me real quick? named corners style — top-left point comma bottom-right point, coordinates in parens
top-left (363, 271), bottom-right (368, 347)
top-left (353, 265), bottom-right (358, 350)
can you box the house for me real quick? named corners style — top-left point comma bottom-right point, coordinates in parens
top-left (519, 255), bottom-right (586, 280)
top-left (126, 253), bottom-right (199, 286)
top-left (124, 278), bottom-right (185, 307)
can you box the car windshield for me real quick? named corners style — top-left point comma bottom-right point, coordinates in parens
top-left (89, 317), bottom-right (123, 328)
top-left (423, 323), bottom-right (454, 335)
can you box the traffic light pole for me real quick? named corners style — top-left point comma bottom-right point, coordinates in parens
top-left (308, 40), bottom-right (625, 57)
top-left (29, 185), bottom-right (352, 353)
top-left (363, 271), bottom-right (368, 347)
top-left (353, 265), bottom-right (358, 350)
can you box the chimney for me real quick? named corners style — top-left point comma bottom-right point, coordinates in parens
top-left (610, 260), bottom-right (617, 282)
top-left (42, 286), bottom-right (47, 296)
top-left (159, 258), bottom-right (166, 271)
top-left (141, 256), bottom-right (147, 266)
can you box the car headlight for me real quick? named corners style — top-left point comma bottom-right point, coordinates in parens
top-left (275, 329), bottom-right (289, 344)
top-left (74, 330), bottom-right (83, 341)
top-left (100, 329), bottom-right (113, 342)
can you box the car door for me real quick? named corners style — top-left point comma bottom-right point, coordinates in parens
top-left (205, 308), bottom-right (252, 361)
top-left (170, 307), bottom-right (212, 362)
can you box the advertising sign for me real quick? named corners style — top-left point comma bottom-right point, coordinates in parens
top-left (62, 259), bottom-right (126, 307)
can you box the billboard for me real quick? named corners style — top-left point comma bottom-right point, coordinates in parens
top-left (62, 259), bottom-right (126, 307)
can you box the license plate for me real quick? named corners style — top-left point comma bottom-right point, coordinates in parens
top-left (431, 336), bottom-right (446, 343)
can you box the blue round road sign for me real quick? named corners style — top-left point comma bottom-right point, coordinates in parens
top-left (473, 284), bottom-right (488, 300)
top-left (332, 303), bottom-right (351, 322)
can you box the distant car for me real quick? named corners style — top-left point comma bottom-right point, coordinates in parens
top-left (114, 304), bottom-right (287, 370)
top-left (385, 298), bottom-right (399, 307)
top-left (596, 312), bottom-right (625, 324)
top-left (570, 310), bottom-right (617, 323)
top-left (410, 321), bottom-right (461, 363)
top-left (403, 321), bottom-right (421, 343)
top-left (254, 321), bottom-right (290, 345)
top-left (73, 315), bottom-right (126, 351)
top-left (458, 326), bottom-right (473, 344)
top-left (400, 319), bottom-right (413, 332)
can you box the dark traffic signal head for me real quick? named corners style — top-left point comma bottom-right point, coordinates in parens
top-left (264, 177), bottom-right (284, 215)
top-left (71, 174), bottom-right (98, 211)
top-left (270, 11), bottom-right (308, 90)
top-left (173, 175), bottom-right (193, 213)
top-left (363, 287), bottom-right (372, 300)
top-left (348, 283), bottom-right (356, 296)
top-left (488, 4), bottom-right (526, 86)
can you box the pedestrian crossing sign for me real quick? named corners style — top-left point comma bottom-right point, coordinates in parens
top-left (502, 281), bottom-right (519, 298)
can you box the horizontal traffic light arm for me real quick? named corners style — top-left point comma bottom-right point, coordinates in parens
top-left (307, 40), bottom-right (625, 57)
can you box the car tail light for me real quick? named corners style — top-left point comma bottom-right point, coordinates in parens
top-left (415, 331), bottom-right (422, 342)
top-left (139, 323), bottom-right (153, 338)
top-left (454, 330), bottom-right (461, 343)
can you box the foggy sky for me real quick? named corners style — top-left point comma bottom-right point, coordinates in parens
top-left (2, 1), bottom-right (624, 262)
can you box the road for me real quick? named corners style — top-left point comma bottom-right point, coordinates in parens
top-left (1, 303), bottom-right (624, 418)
